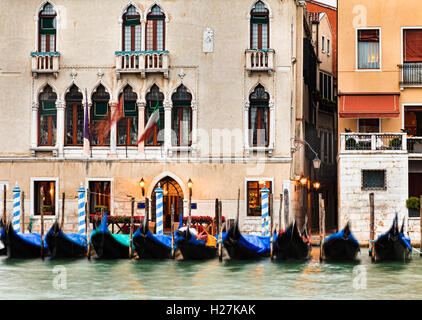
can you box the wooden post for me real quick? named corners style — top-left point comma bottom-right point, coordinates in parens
top-left (178, 196), bottom-right (183, 228)
top-left (2, 185), bottom-right (6, 226)
top-left (188, 190), bottom-right (192, 229)
top-left (129, 197), bottom-right (134, 258)
top-left (145, 197), bottom-right (150, 226)
top-left (21, 191), bottom-right (25, 233)
top-left (270, 193), bottom-right (274, 261)
top-left (420, 195), bottom-right (422, 256)
top-left (319, 193), bottom-right (325, 262)
top-left (86, 188), bottom-right (92, 260)
top-left (236, 188), bottom-right (240, 223)
top-left (171, 203), bottom-right (175, 259)
top-left (307, 182), bottom-right (312, 240)
top-left (40, 186), bottom-right (45, 260)
top-left (61, 192), bottom-right (65, 230)
top-left (218, 200), bottom-right (223, 262)
top-left (369, 193), bottom-right (375, 262)
top-left (278, 193), bottom-right (283, 233)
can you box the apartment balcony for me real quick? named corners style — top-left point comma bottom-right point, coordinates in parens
top-left (399, 63), bottom-right (422, 89)
top-left (340, 133), bottom-right (407, 153)
top-left (245, 49), bottom-right (275, 75)
top-left (115, 51), bottom-right (169, 79)
top-left (30, 52), bottom-right (60, 78)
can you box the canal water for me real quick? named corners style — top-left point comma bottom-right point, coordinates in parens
top-left (1, 248), bottom-right (422, 300)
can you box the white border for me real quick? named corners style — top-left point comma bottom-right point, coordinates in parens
top-left (30, 177), bottom-right (59, 218)
top-left (244, 177), bottom-right (274, 218)
top-left (355, 27), bottom-right (382, 72)
top-left (85, 177), bottom-right (114, 215)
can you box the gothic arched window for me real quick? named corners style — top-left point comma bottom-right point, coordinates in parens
top-left (38, 3), bottom-right (57, 52)
top-left (91, 84), bottom-right (111, 146)
top-left (250, 1), bottom-right (269, 50)
top-left (39, 85), bottom-right (57, 146)
top-left (65, 85), bottom-right (84, 146)
top-left (146, 5), bottom-right (166, 51)
top-left (117, 85), bottom-right (138, 146)
top-left (249, 84), bottom-right (269, 147)
top-left (145, 84), bottom-right (164, 146)
top-left (171, 85), bottom-right (192, 146)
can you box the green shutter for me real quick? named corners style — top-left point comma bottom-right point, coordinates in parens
top-left (40, 101), bottom-right (56, 115)
top-left (40, 18), bottom-right (56, 35)
top-left (93, 102), bottom-right (108, 120)
top-left (251, 16), bottom-right (269, 24)
top-left (124, 17), bottom-right (140, 26)
top-left (124, 101), bottom-right (137, 117)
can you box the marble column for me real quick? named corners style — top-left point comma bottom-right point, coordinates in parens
top-left (191, 100), bottom-right (198, 157)
top-left (109, 101), bottom-right (118, 156)
top-left (243, 101), bottom-right (250, 156)
top-left (137, 100), bottom-right (146, 154)
top-left (56, 100), bottom-right (65, 157)
top-left (31, 101), bottom-right (39, 155)
top-left (164, 99), bottom-right (172, 155)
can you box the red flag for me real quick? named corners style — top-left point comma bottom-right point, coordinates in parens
top-left (102, 95), bottom-right (124, 138)
top-left (136, 107), bottom-right (159, 145)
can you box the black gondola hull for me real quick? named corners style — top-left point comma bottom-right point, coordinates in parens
top-left (91, 232), bottom-right (129, 259)
top-left (45, 232), bottom-right (87, 259)
top-left (2, 225), bottom-right (42, 258)
top-left (133, 234), bottom-right (172, 259)
top-left (177, 240), bottom-right (217, 260)
top-left (223, 237), bottom-right (269, 260)
top-left (323, 239), bottom-right (360, 261)
top-left (374, 238), bottom-right (411, 262)
top-left (275, 236), bottom-right (311, 261)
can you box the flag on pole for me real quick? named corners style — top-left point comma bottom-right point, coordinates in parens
top-left (83, 89), bottom-right (91, 154)
top-left (136, 98), bottom-right (160, 145)
top-left (102, 94), bottom-right (124, 138)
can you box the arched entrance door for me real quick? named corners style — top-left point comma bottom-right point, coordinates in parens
top-left (151, 177), bottom-right (184, 231)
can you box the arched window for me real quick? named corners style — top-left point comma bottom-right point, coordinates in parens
top-left (65, 85), bottom-right (83, 146)
top-left (122, 5), bottom-right (141, 52)
top-left (117, 85), bottom-right (138, 146)
top-left (249, 84), bottom-right (269, 147)
top-left (171, 85), bottom-right (192, 146)
top-left (146, 5), bottom-right (165, 51)
top-left (38, 3), bottom-right (57, 52)
top-left (145, 84), bottom-right (164, 146)
top-left (91, 84), bottom-right (110, 146)
top-left (39, 85), bottom-right (57, 146)
top-left (250, 1), bottom-right (269, 50)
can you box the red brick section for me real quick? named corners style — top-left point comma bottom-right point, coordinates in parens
top-left (305, 0), bottom-right (338, 78)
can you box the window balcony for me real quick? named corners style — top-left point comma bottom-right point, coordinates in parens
top-left (245, 49), bottom-right (275, 75)
top-left (407, 137), bottom-right (422, 154)
top-left (399, 63), bottom-right (422, 88)
top-left (30, 52), bottom-right (60, 77)
top-left (115, 51), bottom-right (169, 79)
top-left (340, 133), bottom-right (407, 153)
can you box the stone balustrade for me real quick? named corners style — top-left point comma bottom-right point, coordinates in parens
top-left (245, 49), bottom-right (275, 75)
top-left (115, 50), bottom-right (169, 79)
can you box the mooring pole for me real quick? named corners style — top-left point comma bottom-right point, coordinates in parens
top-left (420, 195), bottom-right (422, 256)
top-left (21, 191), bottom-right (25, 233)
top-left (129, 197), bottom-right (135, 259)
top-left (86, 188), bottom-right (92, 260)
top-left (236, 188), bottom-right (240, 223)
top-left (369, 192), bottom-right (375, 262)
top-left (218, 199), bottom-right (223, 262)
top-left (40, 187), bottom-right (45, 260)
top-left (270, 193), bottom-right (274, 261)
top-left (319, 193), bottom-right (325, 262)
top-left (279, 193), bottom-right (283, 234)
top-left (145, 197), bottom-right (150, 229)
top-left (3, 185), bottom-right (6, 226)
top-left (61, 192), bottom-right (65, 230)
top-left (215, 199), bottom-right (219, 236)
top-left (171, 203), bottom-right (175, 259)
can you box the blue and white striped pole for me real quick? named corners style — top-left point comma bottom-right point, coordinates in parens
top-left (12, 183), bottom-right (21, 233)
top-left (261, 187), bottom-right (269, 237)
top-left (78, 184), bottom-right (86, 235)
top-left (155, 187), bottom-right (164, 235)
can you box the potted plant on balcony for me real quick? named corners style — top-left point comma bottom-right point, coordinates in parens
top-left (345, 137), bottom-right (358, 149)
top-left (406, 197), bottom-right (420, 218)
top-left (389, 137), bottom-right (402, 150)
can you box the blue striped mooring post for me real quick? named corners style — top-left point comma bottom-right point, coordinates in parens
top-left (78, 184), bottom-right (86, 235)
top-left (12, 183), bottom-right (21, 233)
top-left (261, 188), bottom-right (270, 236)
top-left (155, 187), bottom-right (164, 235)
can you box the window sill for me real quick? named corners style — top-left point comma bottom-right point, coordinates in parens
top-left (30, 146), bottom-right (58, 157)
top-left (245, 145), bottom-right (274, 156)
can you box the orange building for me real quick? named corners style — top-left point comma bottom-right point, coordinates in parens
top-left (338, 0), bottom-right (422, 244)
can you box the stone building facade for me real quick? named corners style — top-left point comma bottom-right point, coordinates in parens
top-left (0, 0), bottom-right (316, 235)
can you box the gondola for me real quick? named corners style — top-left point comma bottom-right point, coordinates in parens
top-left (274, 220), bottom-right (311, 261)
top-left (175, 227), bottom-right (218, 260)
top-left (223, 220), bottom-right (271, 260)
top-left (322, 222), bottom-right (360, 261)
top-left (373, 214), bottom-right (412, 262)
top-left (90, 213), bottom-right (132, 259)
top-left (0, 221), bottom-right (6, 256)
top-left (45, 221), bottom-right (87, 259)
top-left (133, 219), bottom-right (174, 259)
top-left (0, 222), bottom-right (47, 258)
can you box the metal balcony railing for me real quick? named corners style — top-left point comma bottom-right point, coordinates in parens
top-left (399, 63), bottom-right (422, 86)
top-left (340, 133), bottom-right (407, 152)
top-left (407, 137), bottom-right (422, 153)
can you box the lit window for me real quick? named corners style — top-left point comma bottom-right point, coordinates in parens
top-left (247, 180), bottom-right (272, 217)
top-left (89, 181), bottom-right (111, 214)
top-left (358, 29), bottom-right (380, 69)
top-left (34, 181), bottom-right (56, 216)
